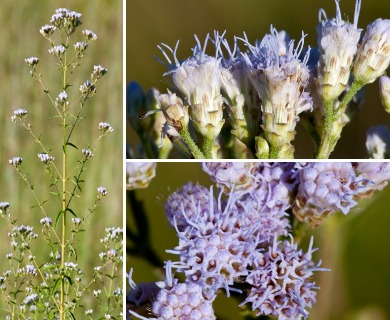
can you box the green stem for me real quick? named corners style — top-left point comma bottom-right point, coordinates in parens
top-left (316, 100), bottom-right (335, 159)
top-left (60, 45), bottom-right (68, 320)
top-left (316, 81), bottom-right (364, 159)
top-left (202, 137), bottom-right (215, 159)
top-left (179, 126), bottom-right (205, 159)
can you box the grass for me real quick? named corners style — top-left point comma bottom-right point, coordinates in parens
top-left (0, 1), bottom-right (123, 317)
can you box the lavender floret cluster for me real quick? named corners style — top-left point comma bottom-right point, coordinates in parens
top-left (128, 162), bottom-right (390, 319)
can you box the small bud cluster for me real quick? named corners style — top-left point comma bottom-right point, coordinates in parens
top-left (129, 162), bottom-right (390, 319)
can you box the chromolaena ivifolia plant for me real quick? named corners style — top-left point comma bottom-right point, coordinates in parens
top-left (0, 8), bottom-right (122, 320)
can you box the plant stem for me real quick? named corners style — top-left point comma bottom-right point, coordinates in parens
top-left (179, 126), bottom-right (205, 159)
top-left (202, 137), bottom-right (215, 159)
top-left (316, 81), bottom-right (364, 159)
top-left (316, 100), bottom-right (334, 159)
top-left (60, 48), bottom-right (68, 320)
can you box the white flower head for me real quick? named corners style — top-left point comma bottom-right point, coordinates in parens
top-left (316, 0), bottom-right (362, 101)
top-left (158, 34), bottom-right (225, 139)
top-left (354, 18), bottom-right (390, 84)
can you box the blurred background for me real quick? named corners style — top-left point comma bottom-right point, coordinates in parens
top-left (127, 0), bottom-right (390, 158)
top-left (128, 162), bottom-right (390, 320)
top-left (0, 1), bottom-right (122, 317)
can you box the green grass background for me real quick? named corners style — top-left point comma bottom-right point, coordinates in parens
top-left (0, 1), bottom-right (123, 317)
top-left (127, 0), bottom-right (390, 158)
top-left (128, 163), bottom-right (390, 320)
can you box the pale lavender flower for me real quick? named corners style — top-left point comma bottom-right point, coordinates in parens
top-left (366, 125), bottom-right (390, 158)
top-left (158, 35), bottom-right (225, 139)
top-left (168, 188), bottom-right (264, 298)
top-left (55, 91), bottom-right (69, 106)
top-left (92, 65), bottom-right (108, 78)
top-left (165, 183), bottom-right (216, 231)
top-left (127, 268), bottom-right (160, 307)
top-left (0, 202), bottom-right (10, 215)
top-left (72, 217), bottom-right (81, 226)
top-left (9, 157), bottom-right (22, 168)
top-left (50, 8), bottom-right (81, 34)
top-left (129, 262), bottom-right (216, 320)
top-left (292, 162), bottom-right (364, 227)
top-left (38, 153), bottom-right (55, 164)
top-left (353, 18), bottom-right (390, 84)
top-left (242, 27), bottom-right (312, 149)
top-left (242, 236), bottom-right (326, 319)
top-left (202, 162), bottom-right (257, 191)
top-left (126, 162), bottom-right (156, 190)
top-left (40, 24), bottom-right (56, 38)
top-left (24, 293), bottom-right (38, 306)
top-left (40, 217), bottom-right (52, 227)
top-left (83, 29), bottom-right (97, 42)
top-left (48, 45), bottom-right (66, 58)
top-left (24, 57), bottom-right (39, 67)
top-left (316, 0), bottom-right (362, 102)
top-left (80, 80), bottom-right (96, 96)
top-left (11, 108), bottom-right (28, 123)
top-left (353, 162), bottom-right (390, 194)
top-left (25, 264), bottom-right (38, 277)
top-left (98, 122), bottom-right (114, 134)
top-left (97, 187), bottom-right (107, 196)
top-left (74, 41), bottom-right (88, 57)
top-left (82, 149), bottom-right (94, 159)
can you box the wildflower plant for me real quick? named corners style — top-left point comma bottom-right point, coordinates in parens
top-left (127, 0), bottom-right (390, 159)
top-left (127, 162), bottom-right (390, 319)
top-left (1, 8), bottom-right (122, 319)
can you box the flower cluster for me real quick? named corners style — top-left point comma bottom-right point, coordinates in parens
top-left (128, 0), bottom-right (390, 159)
top-left (128, 162), bottom-right (390, 319)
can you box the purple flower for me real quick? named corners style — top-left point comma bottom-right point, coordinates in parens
top-left (292, 162), bottom-right (365, 227)
top-left (165, 183), bottom-right (216, 231)
top-left (241, 236), bottom-right (327, 319)
top-left (353, 162), bottom-right (390, 195)
top-left (129, 262), bottom-right (216, 320)
top-left (202, 162), bottom-right (257, 191)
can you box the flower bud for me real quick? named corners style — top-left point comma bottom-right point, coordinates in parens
top-left (353, 18), bottom-right (390, 84)
top-left (126, 162), bottom-right (156, 190)
top-left (379, 75), bottom-right (390, 113)
top-left (365, 125), bottom-right (390, 159)
top-left (157, 91), bottom-right (189, 131)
